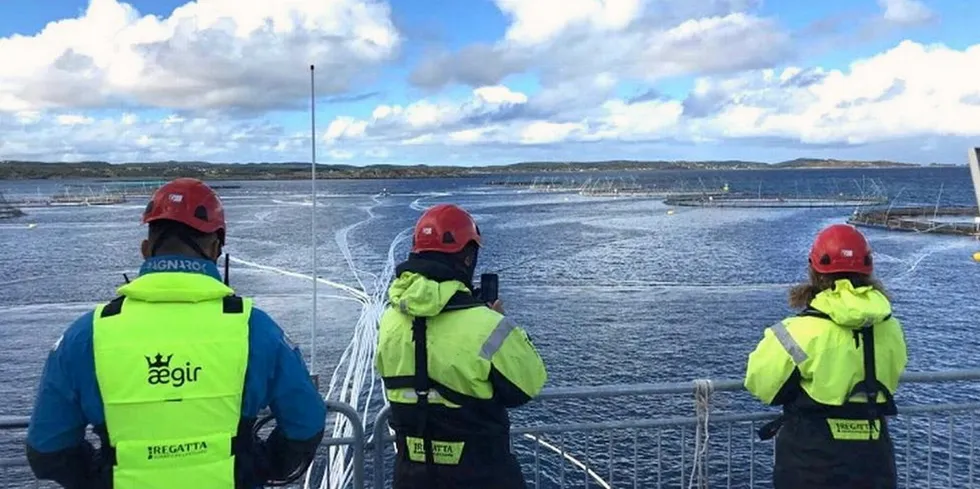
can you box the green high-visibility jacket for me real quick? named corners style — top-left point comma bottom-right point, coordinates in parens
top-left (744, 280), bottom-right (908, 489)
top-left (93, 269), bottom-right (249, 489)
top-left (376, 266), bottom-right (547, 479)
top-left (745, 279), bottom-right (907, 408)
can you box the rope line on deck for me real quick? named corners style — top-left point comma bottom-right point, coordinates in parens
top-left (688, 379), bottom-right (713, 489)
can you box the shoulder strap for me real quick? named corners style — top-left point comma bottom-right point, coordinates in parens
top-left (849, 326), bottom-right (890, 439)
top-left (405, 290), bottom-right (483, 484)
top-left (799, 306), bottom-right (892, 324)
top-left (100, 295), bottom-right (245, 317)
top-left (100, 296), bottom-right (126, 318)
top-left (848, 325), bottom-right (897, 411)
top-left (797, 307), bottom-right (898, 435)
top-left (797, 307), bottom-right (830, 320)
top-left (442, 291), bottom-right (486, 312)
top-left (411, 317), bottom-right (438, 484)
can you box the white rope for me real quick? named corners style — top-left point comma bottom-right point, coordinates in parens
top-left (688, 379), bottom-right (713, 489)
top-left (228, 256), bottom-right (369, 302)
top-left (521, 434), bottom-right (611, 489)
top-left (303, 191), bottom-right (620, 488)
top-left (316, 195), bottom-right (411, 489)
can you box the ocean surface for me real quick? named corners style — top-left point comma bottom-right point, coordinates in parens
top-left (2, 166), bottom-right (980, 488)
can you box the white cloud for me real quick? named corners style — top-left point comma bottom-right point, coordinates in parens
top-left (0, 111), bottom-right (295, 162)
top-left (0, 0), bottom-right (399, 113)
top-left (495, 0), bottom-right (644, 45)
top-left (473, 86), bottom-right (528, 105)
top-left (448, 128), bottom-right (489, 144)
top-left (325, 117), bottom-right (368, 141)
top-left (616, 13), bottom-right (790, 82)
top-left (322, 84), bottom-right (536, 146)
top-left (0, 1), bottom-right (969, 165)
top-left (687, 41), bottom-right (980, 144)
top-left (320, 40), bottom-right (980, 154)
top-left (591, 99), bottom-right (684, 140)
top-left (5, 39), bottom-right (977, 165)
top-left (878, 0), bottom-right (934, 25)
top-left (14, 111), bottom-right (42, 125)
top-left (409, 1), bottom-right (790, 90)
top-left (520, 121), bottom-right (587, 145)
top-left (56, 114), bottom-right (94, 125)
top-left (316, 82), bottom-right (685, 147)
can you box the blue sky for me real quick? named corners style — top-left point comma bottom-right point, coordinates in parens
top-left (0, 0), bottom-right (977, 165)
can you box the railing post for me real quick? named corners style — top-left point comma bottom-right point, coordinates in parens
top-left (373, 406), bottom-right (392, 489)
top-left (325, 399), bottom-right (365, 489)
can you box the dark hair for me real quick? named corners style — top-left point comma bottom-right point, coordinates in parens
top-left (788, 268), bottom-right (888, 310)
top-left (456, 241), bottom-right (479, 264)
top-left (148, 219), bottom-right (219, 257)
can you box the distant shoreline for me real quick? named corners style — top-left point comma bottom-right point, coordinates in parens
top-left (0, 159), bottom-right (960, 181)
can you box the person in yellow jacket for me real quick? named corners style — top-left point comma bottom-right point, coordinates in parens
top-left (376, 203), bottom-right (548, 489)
top-left (26, 178), bottom-right (325, 489)
top-left (745, 223), bottom-right (908, 489)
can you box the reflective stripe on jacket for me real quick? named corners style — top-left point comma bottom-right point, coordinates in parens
top-left (745, 279), bottom-right (908, 489)
top-left (376, 257), bottom-right (547, 488)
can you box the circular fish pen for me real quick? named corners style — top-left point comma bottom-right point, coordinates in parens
top-left (0, 192), bottom-right (25, 220)
top-left (664, 194), bottom-right (888, 208)
top-left (485, 175), bottom-right (733, 199)
top-left (848, 206), bottom-right (980, 237)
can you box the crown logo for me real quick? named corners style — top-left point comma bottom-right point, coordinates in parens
top-left (145, 353), bottom-right (173, 369)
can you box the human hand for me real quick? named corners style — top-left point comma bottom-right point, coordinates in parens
top-left (489, 299), bottom-right (504, 314)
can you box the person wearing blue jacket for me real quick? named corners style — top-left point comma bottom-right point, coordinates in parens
top-left (25, 178), bottom-right (326, 489)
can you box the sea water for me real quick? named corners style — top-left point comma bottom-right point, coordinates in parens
top-left (2, 167), bottom-right (979, 488)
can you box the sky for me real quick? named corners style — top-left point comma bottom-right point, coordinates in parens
top-left (0, 0), bottom-right (978, 166)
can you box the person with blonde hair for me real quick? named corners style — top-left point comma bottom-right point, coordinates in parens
top-left (745, 223), bottom-right (908, 489)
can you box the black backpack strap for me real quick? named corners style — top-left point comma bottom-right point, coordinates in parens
top-left (798, 307), bottom-right (897, 439)
top-left (411, 316), bottom-right (438, 486)
top-left (102, 295), bottom-right (243, 317)
top-left (100, 296), bottom-right (126, 318)
top-left (847, 322), bottom-right (897, 439)
top-left (401, 289), bottom-right (486, 486)
top-left (797, 307), bottom-right (831, 320)
top-left (441, 291), bottom-right (486, 312)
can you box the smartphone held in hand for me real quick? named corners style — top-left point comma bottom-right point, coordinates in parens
top-left (480, 273), bottom-right (498, 304)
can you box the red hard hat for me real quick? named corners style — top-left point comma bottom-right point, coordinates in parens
top-left (809, 224), bottom-right (872, 275)
top-left (143, 178), bottom-right (226, 237)
top-left (412, 204), bottom-right (481, 253)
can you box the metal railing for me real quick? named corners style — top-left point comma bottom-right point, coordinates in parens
top-left (3, 369), bottom-right (980, 488)
top-left (0, 400), bottom-right (365, 489)
top-left (369, 369), bottom-right (980, 489)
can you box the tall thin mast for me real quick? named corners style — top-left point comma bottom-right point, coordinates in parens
top-left (310, 64), bottom-right (319, 385)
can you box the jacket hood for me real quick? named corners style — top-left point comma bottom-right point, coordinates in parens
top-left (387, 256), bottom-right (478, 317)
top-left (809, 279), bottom-right (892, 329)
top-left (388, 271), bottom-right (470, 317)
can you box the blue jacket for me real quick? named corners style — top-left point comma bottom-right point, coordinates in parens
top-left (25, 256), bottom-right (326, 488)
